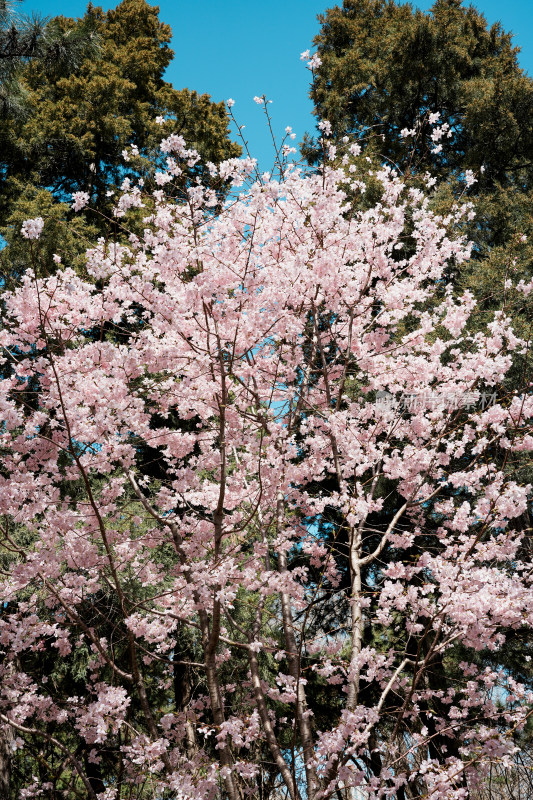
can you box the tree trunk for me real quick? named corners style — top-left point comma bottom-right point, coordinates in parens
top-left (0, 721), bottom-right (13, 800)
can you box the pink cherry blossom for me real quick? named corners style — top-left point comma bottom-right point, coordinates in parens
top-left (71, 191), bottom-right (90, 211)
top-left (21, 216), bottom-right (44, 239)
top-left (0, 131), bottom-right (531, 800)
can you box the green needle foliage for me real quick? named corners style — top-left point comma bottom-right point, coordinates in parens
top-left (309, 0), bottom-right (533, 181)
top-left (0, 0), bottom-right (99, 118)
top-left (307, 0), bottom-right (533, 325)
top-left (0, 0), bottom-right (240, 286)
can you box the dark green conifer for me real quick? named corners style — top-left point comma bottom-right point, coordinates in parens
top-left (0, 0), bottom-right (240, 286)
top-left (307, 0), bottom-right (533, 319)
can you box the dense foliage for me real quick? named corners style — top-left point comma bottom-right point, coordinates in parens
top-left (0, 0), bottom-right (98, 117)
top-left (307, 0), bottom-right (533, 329)
top-left (0, 0), bottom-right (240, 288)
top-left (0, 120), bottom-right (532, 799)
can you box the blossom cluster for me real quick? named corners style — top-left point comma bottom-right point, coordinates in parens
top-left (3, 129), bottom-right (532, 800)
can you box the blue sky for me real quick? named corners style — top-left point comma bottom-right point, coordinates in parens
top-left (16, 0), bottom-right (533, 170)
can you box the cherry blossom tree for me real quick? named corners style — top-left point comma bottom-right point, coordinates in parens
top-left (0, 122), bottom-right (532, 800)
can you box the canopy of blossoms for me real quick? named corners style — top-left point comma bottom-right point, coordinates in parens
top-left (0, 124), bottom-right (532, 800)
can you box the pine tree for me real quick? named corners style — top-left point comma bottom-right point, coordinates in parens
top-left (0, 0), bottom-right (240, 287)
top-left (0, 0), bottom-right (98, 117)
top-left (307, 0), bottom-right (533, 321)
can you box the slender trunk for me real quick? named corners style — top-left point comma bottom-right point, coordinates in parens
top-left (84, 747), bottom-right (105, 796)
top-left (0, 721), bottom-right (12, 800)
top-left (277, 491), bottom-right (319, 800)
top-left (128, 469), bottom-right (238, 798)
top-left (346, 527), bottom-right (363, 712)
top-left (128, 634), bottom-right (173, 773)
top-left (247, 510), bottom-right (297, 800)
top-left (202, 621), bottom-right (239, 800)
top-left (174, 659), bottom-right (197, 759)
top-left (249, 650), bottom-right (298, 800)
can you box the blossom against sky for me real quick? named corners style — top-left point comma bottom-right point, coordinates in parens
top-left (21, 0), bottom-right (533, 169)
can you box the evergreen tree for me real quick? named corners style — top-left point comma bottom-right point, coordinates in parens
top-left (0, 0), bottom-right (98, 117)
top-left (0, 0), bottom-right (240, 286)
top-left (307, 0), bottom-right (533, 321)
